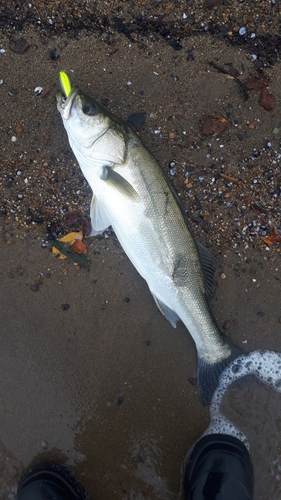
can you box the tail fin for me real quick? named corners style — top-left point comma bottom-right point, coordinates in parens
top-left (197, 336), bottom-right (244, 406)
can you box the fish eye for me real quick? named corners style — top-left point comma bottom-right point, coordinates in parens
top-left (83, 103), bottom-right (98, 116)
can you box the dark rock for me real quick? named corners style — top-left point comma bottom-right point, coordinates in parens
top-left (10, 37), bottom-right (29, 54)
top-left (188, 377), bottom-right (197, 386)
top-left (61, 303), bottom-right (70, 311)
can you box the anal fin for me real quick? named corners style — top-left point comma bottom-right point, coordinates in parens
top-left (151, 293), bottom-right (180, 328)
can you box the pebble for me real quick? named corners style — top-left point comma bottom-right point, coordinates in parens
top-left (223, 320), bottom-right (231, 330)
top-left (185, 165), bottom-right (195, 174)
top-left (116, 395), bottom-right (123, 405)
top-left (188, 377), bottom-right (197, 386)
top-left (61, 303), bottom-right (70, 311)
top-left (30, 285), bottom-right (39, 292)
top-left (15, 124), bottom-right (23, 134)
top-left (239, 27), bottom-right (246, 35)
top-left (8, 88), bottom-right (17, 96)
top-left (10, 37), bottom-right (29, 54)
top-left (35, 274), bottom-right (43, 286)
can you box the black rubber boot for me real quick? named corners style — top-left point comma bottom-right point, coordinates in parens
top-left (17, 463), bottom-right (88, 500)
top-left (183, 434), bottom-right (253, 500)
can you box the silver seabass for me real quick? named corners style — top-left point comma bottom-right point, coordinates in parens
top-left (57, 86), bottom-right (242, 404)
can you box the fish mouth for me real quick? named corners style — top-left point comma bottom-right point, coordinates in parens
top-left (56, 87), bottom-right (79, 120)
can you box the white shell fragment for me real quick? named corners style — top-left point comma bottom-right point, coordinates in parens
top-left (34, 86), bottom-right (43, 96)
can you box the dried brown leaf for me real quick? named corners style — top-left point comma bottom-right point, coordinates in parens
top-left (202, 115), bottom-right (229, 135)
top-left (259, 87), bottom-right (276, 111)
top-left (72, 239), bottom-right (87, 255)
top-left (244, 75), bottom-right (269, 91)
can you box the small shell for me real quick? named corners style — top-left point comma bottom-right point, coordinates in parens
top-left (34, 86), bottom-right (43, 96)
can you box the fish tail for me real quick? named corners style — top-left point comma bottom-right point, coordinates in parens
top-left (197, 336), bottom-right (244, 406)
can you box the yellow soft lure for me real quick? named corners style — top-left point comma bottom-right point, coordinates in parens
top-left (59, 71), bottom-right (72, 97)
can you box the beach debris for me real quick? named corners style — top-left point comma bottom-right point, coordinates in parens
top-left (49, 231), bottom-right (89, 266)
top-left (219, 173), bottom-right (239, 183)
top-left (202, 115), bottom-right (229, 135)
top-left (244, 74), bottom-right (269, 91)
top-left (209, 61), bottom-right (249, 100)
top-left (259, 87), bottom-right (276, 111)
top-left (244, 196), bottom-right (281, 245)
top-left (71, 238), bottom-right (87, 255)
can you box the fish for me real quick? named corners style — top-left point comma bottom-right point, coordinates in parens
top-left (57, 74), bottom-right (243, 405)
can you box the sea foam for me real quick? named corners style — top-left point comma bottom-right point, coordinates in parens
top-left (204, 350), bottom-right (281, 450)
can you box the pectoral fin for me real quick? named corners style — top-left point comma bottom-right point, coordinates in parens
top-left (90, 194), bottom-right (112, 236)
top-left (103, 169), bottom-right (139, 201)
